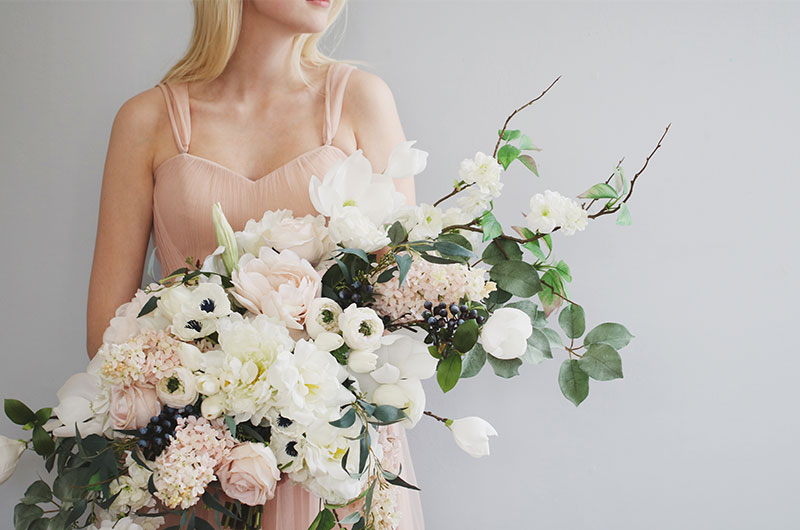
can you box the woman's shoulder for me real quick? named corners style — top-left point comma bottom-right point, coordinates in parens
top-left (341, 65), bottom-right (400, 128)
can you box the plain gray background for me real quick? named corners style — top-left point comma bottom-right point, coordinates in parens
top-left (1, 1), bottom-right (798, 528)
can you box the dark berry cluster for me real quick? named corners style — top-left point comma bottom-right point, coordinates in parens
top-left (422, 301), bottom-right (485, 345)
top-left (135, 404), bottom-right (198, 460)
top-left (337, 279), bottom-right (375, 307)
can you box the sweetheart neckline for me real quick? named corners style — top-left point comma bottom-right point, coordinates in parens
top-left (153, 144), bottom-right (347, 184)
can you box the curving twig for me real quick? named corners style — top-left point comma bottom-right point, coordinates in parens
top-left (492, 76), bottom-right (562, 159)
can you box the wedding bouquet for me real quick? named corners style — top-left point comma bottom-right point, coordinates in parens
top-left (1, 79), bottom-right (668, 530)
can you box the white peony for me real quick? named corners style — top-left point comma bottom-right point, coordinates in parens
top-left (305, 298), bottom-right (343, 338)
top-left (216, 313), bottom-right (294, 371)
top-left (479, 307), bottom-right (533, 360)
top-left (0, 435), bottom-right (25, 484)
top-left (236, 209), bottom-right (334, 266)
top-left (338, 304), bottom-right (384, 351)
top-left (449, 416), bottom-right (498, 458)
top-left (327, 206), bottom-right (390, 252)
top-left (458, 151), bottom-right (504, 198)
top-left (381, 140), bottom-right (429, 181)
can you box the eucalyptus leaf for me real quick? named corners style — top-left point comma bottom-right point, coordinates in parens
top-left (388, 221), bottom-right (407, 245)
top-left (336, 248), bottom-right (370, 264)
top-left (329, 407), bottom-right (356, 429)
top-left (14, 503), bottom-right (43, 530)
top-left (558, 304), bottom-right (586, 339)
top-left (22, 481), bottom-right (52, 505)
top-left (541, 327), bottom-right (565, 349)
top-left (486, 354), bottom-right (522, 378)
top-left (394, 252), bottom-right (412, 287)
top-left (520, 329), bottom-right (552, 364)
top-left (481, 239), bottom-right (522, 265)
top-left (371, 405), bottom-right (408, 425)
top-left (433, 240), bottom-right (473, 258)
top-left (579, 343), bottom-right (624, 381)
top-left (460, 342), bottom-right (487, 378)
top-left (585, 323), bottom-right (634, 349)
top-left (558, 359), bottom-right (589, 406)
top-left (490, 260), bottom-right (541, 297)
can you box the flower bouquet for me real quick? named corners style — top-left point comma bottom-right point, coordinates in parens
top-left (1, 78), bottom-right (668, 530)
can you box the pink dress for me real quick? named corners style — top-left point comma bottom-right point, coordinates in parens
top-left (153, 62), bottom-right (425, 529)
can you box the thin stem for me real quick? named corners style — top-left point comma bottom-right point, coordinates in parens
top-left (423, 411), bottom-right (450, 424)
top-left (493, 76), bottom-right (562, 159)
top-left (540, 278), bottom-right (578, 306)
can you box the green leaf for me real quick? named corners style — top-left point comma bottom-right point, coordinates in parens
top-left (486, 354), bottom-right (522, 378)
top-left (28, 520), bottom-right (48, 530)
top-left (32, 425), bottom-right (55, 456)
top-left (371, 405), bottom-right (408, 425)
top-left (385, 472), bottom-right (420, 490)
top-left (538, 269), bottom-right (564, 317)
top-left (5, 399), bottom-right (36, 425)
top-left (481, 239), bottom-right (522, 265)
top-left (585, 323), bottom-right (634, 349)
top-left (558, 304), bottom-right (586, 339)
top-left (503, 299), bottom-right (538, 321)
top-left (490, 260), bottom-right (541, 297)
top-left (194, 518), bottom-right (216, 530)
top-left (558, 359), bottom-right (589, 406)
top-left (393, 252), bottom-right (412, 287)
top-left (224, 415), bottom-right (237, 438)
top-left (555, 260), bottom-right (572, 282)
top-left (388, 221), bottom-right (407, 245)
top-left (437, 232), bottom-right (473, 252)
top-left (452, 319), bottom-right (479, 353)
top-left (339, 512), bottom-right (363, 525)
top-left (515, 227), bottom-right (546, 260)
top-left (616, 202), bottom-right (633, 226)
top-left (479, 211), bottom-right (502, 242)
top-left (485, 287), bottom-right (512, 306)
top-left (541, 327), bottom-right (565, 349)
top-left (433, 240), bottom-right (473, 258)
top-left (419, 252), bottom-right (460, 265)
top-left (46, 512), bottom-right (68, 530)
top-left (336, 248), bottom-right (370, 263)
top-left (579, 343), bottom-right (624, 381)
top-left (613, 166), bottom-right (629, 196)
top-left (329, 407), bottom-right (356, 429)
top-left (519, 134), bottom-right (541, 151)
top-left (437, 355), bottom-right (463, 393)
top-left (520, 328), bottom-right (552, 364)
top-left (542, 233), bottom-right (553, 251)
top-left (14, 503), bottom-right (43, 530)
top-left (499, 128), bottom-right (521, 141)
top-left (22, 481), bottom-right (52, 505)
top-left (578, 183), bottom-right (618, 199)
top-left (137, 295), bottom-right (158, 318)
top-left (497, 144), bottom-right (521, 170)
top-left (64, 499), bottom-right (87, 526)
top-left (517, 154), bottom-right (539, 176)
top-left (460, 342), bottom-right (487, 378)
top-left (34, 408), bottom-right (52, 425)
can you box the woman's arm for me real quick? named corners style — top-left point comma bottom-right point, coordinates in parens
top-left (344, 70), bottom-right (417, 206)
top-left (86, 89), bottom-right (161, 359)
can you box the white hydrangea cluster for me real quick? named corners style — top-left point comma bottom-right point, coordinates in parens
top-left (527, 189), bottom-right (589, 235)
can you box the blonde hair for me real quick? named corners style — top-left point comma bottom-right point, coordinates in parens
top-left (160, 0), bottom-right (356, 87)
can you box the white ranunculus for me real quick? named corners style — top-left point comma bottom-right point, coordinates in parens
top-left (458, 152), bottom-right (504, 198)
top-left (347, 350), bottom-right (379, 374)
top-left (327, 206), bottom-right (390, 252)
top-left (156, 367), bottom-right (199, 408)
top-left (314, 332), bottom-right (345, 352)
top-left (407, 203), bottom-right (443, 241)
top-left (236, 209), bottom-right (334, 266)
top-left (305, 298), bottom-right (344, 338)
top-left (308, 149), bottom-right (406, 225)
top-left (479, 307), bottom-right (533, 360)
top-left (382, 140), bottom-right (429, 181)
top-left (0, 435), bottom-right (25, 484)
top-left (338, 304), bottom-right (384, 351)
top-left (449, 416), bottom-right (498, 458)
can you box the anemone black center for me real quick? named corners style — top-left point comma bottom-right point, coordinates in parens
top-left (185, 320), bottom-right (202, 332)
top-left (199, 298), bottom-right (216, 313)
top-left (285, 441), bottom-right (298, 457)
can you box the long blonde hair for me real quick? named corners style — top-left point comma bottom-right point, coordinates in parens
top-left (160, 0), bottom-right (354, 87)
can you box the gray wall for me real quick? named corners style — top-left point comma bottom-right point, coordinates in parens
top-left (2, 1), bottom-right (798, 528)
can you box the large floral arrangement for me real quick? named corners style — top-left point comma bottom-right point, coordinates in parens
top-left (1, 79), bottom-right (668, 530)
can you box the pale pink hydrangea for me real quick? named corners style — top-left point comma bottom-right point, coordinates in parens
top-left (373, 260), bottom-right (496, 322)
top-left (152, 416), bottom-right (236, 509)
top-left (140, 329), bottom-right (183, 384)
top-left (99, 329), bottom-right (183, 387)
top-left (372, 425), bottom-right (402, 530)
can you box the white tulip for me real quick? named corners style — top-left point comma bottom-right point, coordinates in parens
top-left (347, 350), bottom-right (379, 374)
top-left (0, 435), bottom-right (25, 484)
top-left (479, 307), bottom-right (533, 360)
top-left (449, 416), bottom-right (498, 458)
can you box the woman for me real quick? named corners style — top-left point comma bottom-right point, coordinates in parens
top-left (85, 0), bottom-right (423, 528)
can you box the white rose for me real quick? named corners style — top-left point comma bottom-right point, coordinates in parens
top-left (338, 304), bottom-right (384, 351)
top-left (0, 435), bottom-right (25, 484)
top-left (407, 203), bottom-right (443, 241)
top-left (327, 206), bottom-right (391, 252)
top-left (479, 307), bottom-right (533, 360)
top-left (347, 350), bottom-right (379, 373)
top-left (305, 298), bottom-right (344, 338)
top-left (156, 367), bottom-right (199, 408)
top-left (449, 416), bottom-right (498, 458)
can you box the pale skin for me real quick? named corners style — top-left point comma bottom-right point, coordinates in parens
top-left (86, 0), bottom-right (415, 359)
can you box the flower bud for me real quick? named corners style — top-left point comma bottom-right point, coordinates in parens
top-left (448, 416), bottom-right (498, 458)
top-left (0, 435), bottom-right (25, 484)
top-left (212, 202), bottom-right (240, 276)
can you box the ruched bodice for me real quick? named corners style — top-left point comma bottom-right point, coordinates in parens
top-left (152, 62), bottom-right (425, 529)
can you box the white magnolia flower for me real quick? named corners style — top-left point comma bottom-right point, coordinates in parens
top-left (527, 190), bottom-right (587, 236)
top-left (459, 151), bottom-right (504, 198)
top-left (347, 350), bottom-right (379, 374)
top-left (201, 245), bottom-right (228, 276)
top-left (371, 378), bottom-right (426, 428)
top-left (313, 332), bottom-right (345, 352)
top-left (305, 298), bottom-right (343, 338)
top-left (407, 203), bottom-right (443, 241)
top-left (479, 307), bottom-right (533, 360)
top-left (327, 206), bottom-right (390, 252)
top-left (382, 140), bottom-right (429, 181)
top-left (47, 357), bottom-right (112, 437)
top-left (308, 149), bottom-right (406, 225)
top-left (449, 416), bottom-right (498, 458)
top-left (236, 209), bottom-right (334, 266)
top-left (0, 435), bottom-right (25, 484)
top-left (374, 334), bottom-right (438, 381)
top-left (338, 304), bottom-right (384, 351)
top-left (156, 367), bottom-right (199, 408)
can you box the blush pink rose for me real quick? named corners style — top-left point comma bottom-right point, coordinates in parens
top-left (109, 383), bottom-right (161, 430)
top-left (216, 442), bottom-right (280, 506)
top-left (231, 247), bottom-right (321, 329)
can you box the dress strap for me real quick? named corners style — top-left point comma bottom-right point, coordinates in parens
top-left (323, 62), bottom-right (357, 146)
top-left (156, 82), bottom-right (191, 153)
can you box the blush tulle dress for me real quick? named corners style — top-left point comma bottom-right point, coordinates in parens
top-left (152, 62), bottom-right (425, 529)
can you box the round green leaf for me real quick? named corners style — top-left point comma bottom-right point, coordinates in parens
top-left (520, 328), bottom-right (552, 364)
top-left (22, 481), bottom-right (52, 505)
top-left (32, 425), bottom-right (55, 457)
top-left (558, 359), bottom-right (589, 406)
top-left (558, 304), bottom-right (586, 339)
top-left (487, 354), bottom-right (522, 378)
top-left (14, 503), bottom-right (43, 530)
top-left (579, 343), bottom-right (624, 381)
top-left (460, 343), bottom-right (487, 379)
top-left (482, 239), bottom-right (523, 266)
top-left (452, 319), bottom-right (479, 353)
top-left (585, 323), bottom-right (634, 350)
top-left (490, 260), bottom-right (541, 298)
